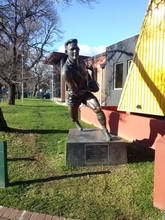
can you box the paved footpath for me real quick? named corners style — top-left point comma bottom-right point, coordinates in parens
top-left (0, 206), bottom-right (76, 220)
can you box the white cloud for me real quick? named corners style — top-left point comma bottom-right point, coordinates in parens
top-left (57, 44), bottom-right (106, 56)
top-left (79, 45), bottom-right (106, 56)
top-left (57, 45), bottom-right (65, 53)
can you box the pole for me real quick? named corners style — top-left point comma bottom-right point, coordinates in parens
top-left (0, 141), bottom-right (8, 187)
top-left (21, 54), bottom-right (24, 102)
top-left (51, 71), bottom-right (54, 100)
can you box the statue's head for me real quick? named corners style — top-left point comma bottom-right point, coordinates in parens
top-left (65, 39), bottom-right (80, 61)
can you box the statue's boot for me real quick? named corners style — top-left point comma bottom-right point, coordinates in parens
top-left (96, 111), bottom-right (112, 141)
top-left (102, 128), bottom-right (112, 141)
top-left (75, 121), bottom-right (83, 131)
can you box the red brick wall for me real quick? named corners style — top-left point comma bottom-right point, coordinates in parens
top-left (80, 106), bottom-right (165, 149)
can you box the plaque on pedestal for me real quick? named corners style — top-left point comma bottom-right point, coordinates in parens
top-left (66, 128), bottom-right (128, 166)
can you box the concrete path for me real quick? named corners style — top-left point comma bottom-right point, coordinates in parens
top-left (0, 206), bottom-right (76, 220)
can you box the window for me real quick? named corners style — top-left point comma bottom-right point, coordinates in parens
top-left (114, 63), bottom-right (123, 89)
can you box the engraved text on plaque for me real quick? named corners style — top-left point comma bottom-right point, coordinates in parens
top-left (85, 144), bottom-right (109, 165)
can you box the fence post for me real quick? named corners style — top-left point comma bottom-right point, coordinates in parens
top-left (0, 141), bottom-right (8, 187)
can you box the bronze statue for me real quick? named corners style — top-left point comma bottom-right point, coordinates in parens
top-left (62, 39), bottom-right (111, 141)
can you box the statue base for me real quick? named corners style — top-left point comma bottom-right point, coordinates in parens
top-left (66, 128), bottom-right (128, 166)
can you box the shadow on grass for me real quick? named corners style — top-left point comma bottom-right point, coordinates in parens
top-left (9, 170), bottom-right (111, 186)
top-left (8, 157), bottom-right (36, 162)
top-left (15, 105), bottom-right (65, 108)
top-left (127, 142), bottom-right (155, 163)
top-left (8, 128), bottom-right (68, 134)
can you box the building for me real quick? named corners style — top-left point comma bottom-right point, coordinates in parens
top-left (105, 35), bottom-right (138, 106)
top-left (118, 1), bottom-right (165, 117)
top-left (87, 35), bottom-right (138, 107)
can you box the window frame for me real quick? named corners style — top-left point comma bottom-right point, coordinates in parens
top-left (114, 62), bottom-right (124, 90)
top-left (127, 59), bottom-right (132, 75)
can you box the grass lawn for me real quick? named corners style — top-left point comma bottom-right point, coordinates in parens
top-left (0, 99), bottom-right (162, 220)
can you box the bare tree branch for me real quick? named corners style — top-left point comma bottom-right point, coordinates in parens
top-left (0, 0), bottom-right (96, 104)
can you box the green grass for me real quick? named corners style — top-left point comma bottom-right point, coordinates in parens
top-left (0, 99), bottom-right (162, 220)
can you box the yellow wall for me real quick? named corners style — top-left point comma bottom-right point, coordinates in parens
top-left (118, 0), bottom-right (165, 116)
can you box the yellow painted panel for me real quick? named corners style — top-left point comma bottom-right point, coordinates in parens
top-left (118, 0), bottom-right (165, 116)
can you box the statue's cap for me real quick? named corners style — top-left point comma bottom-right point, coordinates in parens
top-left (65, 39), bottom-right (78, 48)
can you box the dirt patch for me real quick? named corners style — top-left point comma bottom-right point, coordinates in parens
top-left (21, 133), bottom-right (37, 147)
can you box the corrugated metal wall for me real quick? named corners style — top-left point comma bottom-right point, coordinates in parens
top-left (118, 0), bottom-right (165, 116)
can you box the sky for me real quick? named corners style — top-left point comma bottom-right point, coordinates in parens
top-left (52, 0), bottom-right (148, 56)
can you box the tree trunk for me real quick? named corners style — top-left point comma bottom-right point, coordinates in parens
top-left (33, 83), bottom-right (38, 97)
top-left (8, 84), bottom-right (16, 105)
top-left (0, 108), bottom-right (8, 131)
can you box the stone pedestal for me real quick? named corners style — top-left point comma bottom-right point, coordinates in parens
top-left (66, 128), bottom-right (128, 166)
